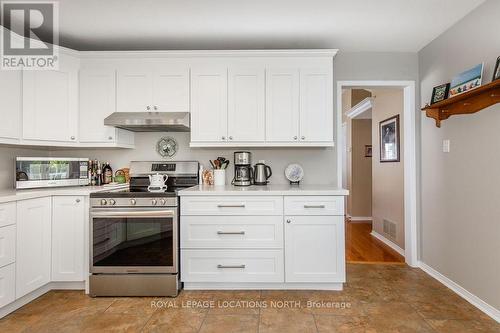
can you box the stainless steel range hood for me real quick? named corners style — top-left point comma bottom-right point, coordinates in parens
top-left (104, 112), bottom-right (190, 132)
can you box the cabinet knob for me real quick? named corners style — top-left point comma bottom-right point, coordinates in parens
top-left (301, 136), bottom-right (305, 140)
top-left (75, 199), bottom-right (81, 203)
top-left (221, 136), bottom-right (226, 141)
top-left (108, 136), bottom-right (113, 140)
top-left (146, 106), bottom-right (151, 111)
top-left (70, 136), bottom-right (76, 140)
top-left (293, 136), bottom-right (298, 140)
top-left (286, 219), bottom-right (291, 223)
top-left (229, 136), bottom-right (233, 140)
top-left (153, 106), bottom-right (158, 111)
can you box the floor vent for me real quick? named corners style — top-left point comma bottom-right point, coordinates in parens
top-left (383, 219), bottom-right (397, 239)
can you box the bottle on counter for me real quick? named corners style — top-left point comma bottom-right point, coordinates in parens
top-left (103, 162), bottom-right (113, 184)
top-left (96, 161), bottom-right (102, 186)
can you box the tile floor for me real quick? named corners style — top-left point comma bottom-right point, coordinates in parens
top-left (1, 264), bottom-right (499, 332)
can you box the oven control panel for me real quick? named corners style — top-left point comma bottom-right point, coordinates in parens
top-left (91, 197), bottom-right (177, 207)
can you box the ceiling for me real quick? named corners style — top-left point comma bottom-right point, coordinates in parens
top-left (8, 0), bottom-right (486, 51)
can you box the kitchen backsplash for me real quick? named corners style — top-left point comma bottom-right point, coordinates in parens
top-left (48, 132), bottom-right (338, 186)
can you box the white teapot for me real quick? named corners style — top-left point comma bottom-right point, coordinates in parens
top-left (148, 173), bottom-right (168, 192)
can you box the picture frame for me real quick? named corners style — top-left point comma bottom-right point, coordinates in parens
top-left (493, 56), bottom-right (500, 82)
top-left (379, 115), bottom-right (400, 163)
top-left (449, 63), bottom-right (483, 97)
top-left (364, 145), bottom-right (372, 157)
top-left (430, 83), bottom-right (450, 104)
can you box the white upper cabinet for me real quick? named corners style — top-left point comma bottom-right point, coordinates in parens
top-left (0, 70), bottom-right (22, 143)
top-left (116, 69), bottom-right (153, 113)
top-left (52, 196), bottom-right (85, 282)
top-left (117, 66), bottom-right (190, 113)
top-left (265, 68), bottom-right (300, 142)
top-left (16, 197), bottom-right (52, 298)
top-left (227, 67), bottom-right (265, 142)
top-left (79, 69), bottom-right (134, 147)
top-left (22, 54), bottom-right (79, 143)
top-left (152, 67), bottom-right (190, 112)
top-left (190, 66), bottom-right (228, 143)
top-left (299, 68), bottom-right (333, 142)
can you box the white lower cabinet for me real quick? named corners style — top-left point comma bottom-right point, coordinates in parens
top-left (0, 264), bottom-right (15, 307)
top-left (284, 215), bottom-right (344, 282)
top-left (52, 196), bottom-right (85, 282)
top-left (0, 225), bottom-right (16, 268)
top-left (182, 249), bottom-right (284, 283)
top-left (16, 198), bottom-right (52, 298)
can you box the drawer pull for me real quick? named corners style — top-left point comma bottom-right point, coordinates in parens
top-left (217, 231), bottom-right (246, 235)
top-left (217, 204), bottom-right (246, 208)
top-left (217, 264), bottom-right (246, 269)
top-left (304, 204), bottom-right (326, 209)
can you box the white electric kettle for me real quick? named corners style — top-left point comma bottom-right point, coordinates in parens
top-left (148, 173), bottom-right (168, 192)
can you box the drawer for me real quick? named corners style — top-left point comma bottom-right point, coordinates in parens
top-left (0, 263), bottom-right (15, 307)
top-left (181, 196), bottom-right (283, 216)
top-left (181, 249), bottom-right (284, 283)
top-left (284, 196), bottom-right (344, 216)
top-left (0, 225), bottom-right (16, 268)
top-left (181, 216), bottom-right (283, 249)
top-left (0, 202), bottom-right (16, 228)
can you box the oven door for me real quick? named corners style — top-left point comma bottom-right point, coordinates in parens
top-left (90, 208), bottom-right (177, 274)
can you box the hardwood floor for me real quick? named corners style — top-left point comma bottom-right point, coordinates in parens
top-left (346, 220), bottom-right (405, 263)
top-left (1, 264), bottom-right (499, 332)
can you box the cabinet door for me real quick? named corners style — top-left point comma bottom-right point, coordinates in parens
top-left (52, 196), bottom-right (85, 281)
top-left (190, 67), bottom-right (228, 142)
top-left (265, 69), bottom-right (300, 142)
top-left (285, 215), bottom-right (344, 282)
top-left (152, 67), bottom-right (190, 112)
top-left (299, 68), bottom-right (333, 142)
top-left (22, 57), bottom-right (78, 142)
top-left (0, 70), bottom-right (21, 142)
top-left (79, 70), bottom-right (117, 143)
top-left (16, 197), bottom-right (52, 298)
top-left (0, 264), bottom-right (15, 308)
top-left (227, 67), bottom-right (265, 142)
top-left (116, 69), bottom-right (152, 113)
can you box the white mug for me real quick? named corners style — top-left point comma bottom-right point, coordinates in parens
top-left (213, 169), bottom-right (226, 186)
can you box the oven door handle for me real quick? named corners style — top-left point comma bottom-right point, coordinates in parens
top-left (91, 210), bottom-right (175, 218)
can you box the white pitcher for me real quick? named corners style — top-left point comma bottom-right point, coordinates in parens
top-left (148, 173), bottom-right (168, 192)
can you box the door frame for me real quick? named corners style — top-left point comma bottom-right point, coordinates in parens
top-left (336, 80), bottom-right (418, 267)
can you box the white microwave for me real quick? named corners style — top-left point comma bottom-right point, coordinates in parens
top-left (15, 157), bottom-right (90, 189)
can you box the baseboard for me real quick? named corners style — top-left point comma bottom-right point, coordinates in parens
top-left (346, 215), bottom-right (373, 222)
top-left (418, 261), bottom-right (500, 323)
top-left (370, 230), bottom-right (405, 256)
top-left (0, 281), bottom-right (84, 319)
top-left (184, 282), bottom-right (343, 291)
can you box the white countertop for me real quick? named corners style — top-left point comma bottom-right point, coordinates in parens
top-left (178, 184), bottom-right (349, 196)
top-left (0, 184), bottom-right (129, 203)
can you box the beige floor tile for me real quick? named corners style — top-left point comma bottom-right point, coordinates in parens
top-left (79, 313), bottom-right (151, 332)
top-left (199, 314), bottom-right (259, 333)
top-left (104, 297), bottom-right (158, 316)
top-left (259, 308), bottom-right (317, 333)
top-left (0, 313), bottom-right (41, 333)
top-left (143, 307), bottom-right (207, 333)
top-left (426, 318), bottom-right (500, 333)
top-left (314, 315), bottom-right (369, 333)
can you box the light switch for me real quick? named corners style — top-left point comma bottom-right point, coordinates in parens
top-left (442, 139), bottom-right (450, 153)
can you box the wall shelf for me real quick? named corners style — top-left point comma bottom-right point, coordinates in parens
top-left (421, 80), bottom-right (500, 127)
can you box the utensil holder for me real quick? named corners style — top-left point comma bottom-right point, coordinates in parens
top-left (213, 169), bottom-right (226, 186)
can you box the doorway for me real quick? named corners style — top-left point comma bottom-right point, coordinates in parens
top-left (337, 81), bottom-right (417, 267)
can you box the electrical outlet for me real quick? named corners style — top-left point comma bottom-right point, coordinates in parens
top-left (442, 139), bottom-right (450, 153)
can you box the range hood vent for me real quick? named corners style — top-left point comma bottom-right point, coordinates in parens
top-left (104, 112), bottom-right (190, 132)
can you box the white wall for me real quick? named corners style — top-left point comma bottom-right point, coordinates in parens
top-left (371, 89), bottom-right (405, 248)
top-left (419, 0), bottom-right (500, 310)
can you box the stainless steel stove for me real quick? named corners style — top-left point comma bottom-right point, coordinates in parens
top-left (89, 161), bottom-right (198, 297)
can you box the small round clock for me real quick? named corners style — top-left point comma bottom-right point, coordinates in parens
top-left (156, 137), bottom-right (178, 158)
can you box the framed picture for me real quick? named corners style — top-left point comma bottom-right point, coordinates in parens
top-left (379, 115), bottom-right (400, 163)
top-left (364, 145), bottom-right (372, 157)
top-left (430, 83), bottom-right (450, 104)
top-left (493, 56), bottom-right (500, 82)
top-left (449, 63), bottom-right (483, 97)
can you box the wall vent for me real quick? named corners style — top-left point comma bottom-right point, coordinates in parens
top-left (383, 219), bottom-right (397, 239)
